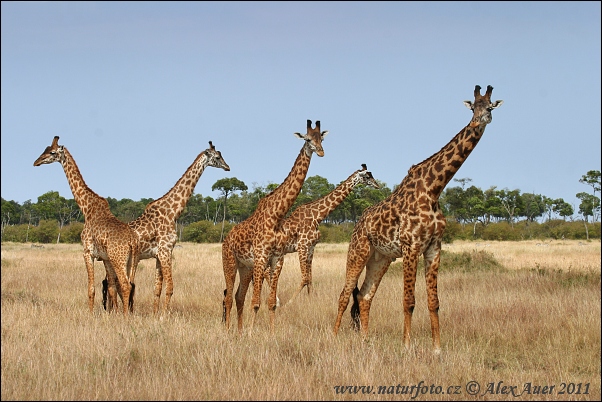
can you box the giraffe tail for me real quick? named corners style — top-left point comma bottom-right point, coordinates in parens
top-left (222, 289), bottom-right (227, 322)
top-left (126, 241), bottom-right (140, 313)
top-left (350, 286), bottom-right (361, 331)
top-left (102, 278), bottom-right (108, 311)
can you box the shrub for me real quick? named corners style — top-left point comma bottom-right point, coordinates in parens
top-left (480, 221), bottom-right (522, 241)
top-left (318, 222), bottom-right (355, 243)
top-left (385, 249), bottom-right (504, 276)
top-left (32, 220), bottom-right (59, 244)
top-left (61, 222), bottom-right (84, 243)
top-left (2, 224), bottom-right (30, 242)
top-left (182, 220), bottom-right (234, 243)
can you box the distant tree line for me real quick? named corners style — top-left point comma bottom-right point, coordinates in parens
top-left (2, 170), bottom-right (600, 244)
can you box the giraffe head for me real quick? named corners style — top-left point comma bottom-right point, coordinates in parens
top-left (293, 119), bottom-right (328, 157)
top-left (205, 141), bottom-right (231, 171)
top-left (356, 164), bottom-right (380, 189)
top-left (33, 136), bottom-right (65, 166)
top-left (463, 85), bottom-right (503, 128)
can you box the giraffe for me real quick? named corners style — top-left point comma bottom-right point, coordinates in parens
top-left (33, 136), bottom-right (140, 315)
top-left (222, 120), bottom-right (328, 334)
top-left (101, 141), bottom-right (230, 314)
top-left (273, 164), bottom-right (380, 305)
top-left (333, 85), bottom-right (503, 353)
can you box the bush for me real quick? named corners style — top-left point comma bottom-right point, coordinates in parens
top-left (31, 220), bottom-right (59, 244)
top-left (442, 219), bottom-right (463, 243)
top-left (182, 220), bottom-right (234, 243)
top-left (318, 222), bottom-right (354, 243)
top-left (439, 249), bottom-right (505, 273)
top-left (61, 222), bottom-right (84, 243)
top-left (2, 224), bottom-right (31, 242)
top-left (386, 249), bottom-right (504, 276)
top-left (480, 221), bottom-right (522, 241)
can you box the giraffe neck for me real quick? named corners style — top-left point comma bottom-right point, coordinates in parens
top-left (408, 123), bottom-right (487, 199)
top-left (147, 153), bottom-right (209, 222)
top-left (256, 143), bottom-right (312, 225)
top-left (298, 172), bottom-right (361, 223)
top-left (60, 148), bottom-right (111, 219)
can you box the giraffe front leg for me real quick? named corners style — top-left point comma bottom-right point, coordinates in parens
top-left (267, 255), bottom-right (285, 333)
top-left (235, 265), bottom-right (253, 334)
top-left (249, 253), bottom-right (268, 333)
top-left (424, 243), bottom-right (442, 354)
top-left (107, 253), bottom-right (132, 316)
top-left (105, 271), bottom-right (118, 313)
top-left (116, 269), bottom-right (132, 316)
top-left (402, 246), bottom-right (420, 350)
top-left (158, 251), bottom-right (174, 314)
top-left (288, 246), bottom-right (309, 305)
top-left (305, 245), bottom-right (316, 295)
top-left (222, 243), bottom-right (238, 331)
top-left (83, 252), bottom-right (95, 313)
top-left (153, 258), bottom-right (164, 315)
top-left (103, 260), bottom-right (119, 313)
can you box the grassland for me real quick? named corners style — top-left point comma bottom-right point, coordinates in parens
top-left (1, 240), bottom-right (600, 400)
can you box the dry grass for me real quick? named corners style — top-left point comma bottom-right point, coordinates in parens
top-left (1, 240), bottom-right (600, 401)
top-left (442, 239), bottom-right (601, 272)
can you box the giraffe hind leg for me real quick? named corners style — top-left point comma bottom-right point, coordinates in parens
top-left (334, 242), bottom-right (370, 335)
top-left (424, 243), bottom-right (442, 353)
top-left (356, 255), bottom-right (392, 339)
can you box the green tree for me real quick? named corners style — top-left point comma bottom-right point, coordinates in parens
top-left (579, 170), bottom-right (601, 222)
top-left (544, 197), bottom-right (574, 221)
top-left (34, 191), bottom-right (80, 243)
top-left (579, 170), bottom-right (601, 193)
top-left (19, 200), bottom-right (39, 242)
top-left (576, 191), bottom-right (600, 227)
top-left (519, 193), bottom-right (545, 223)
top-left (552, 199), bottom-right (574, 221)
top-left (212, 177), bottom-right (248, 242)
top-left (1, 198), bottom-right (20, 241)
top-left (453, 177), bottom-right (472, 190)
top-left (440, 186), bottom-right (467, 224)
top-left (483, 186), bottom-right (503, 224)
top-left (294, 175), bottom-right (334, 209)
top-left (496, 188), bottom-right (522, 227)
top-left (112, 198), bottom-right (146, 222)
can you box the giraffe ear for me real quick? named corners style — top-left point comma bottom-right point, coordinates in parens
top-left (320, 130), bottom-right (329, 139)
top-left (293, 132), bottom-right (305, 140)
top-left (463, 100), bottom-right (474, 110)
top-left (491, 100), bottom-right (504, 109)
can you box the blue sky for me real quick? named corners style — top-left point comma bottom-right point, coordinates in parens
top-left (2, 2), bottom-right (600, 217)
